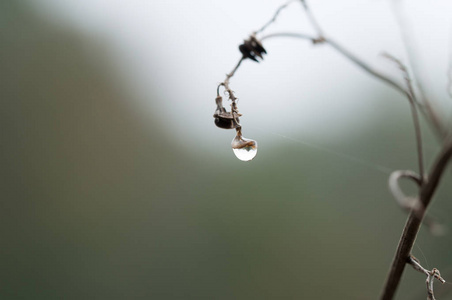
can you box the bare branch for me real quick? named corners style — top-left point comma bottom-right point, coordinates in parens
top-left (408, 255), bottom-right (430, 276)
top-left (447, 26), bottom-right (452, 130)
top-left (448, 27), bottom-right (452, 99)
top-left (260, 32), bottom-right (317, 43)
top-left (299, 0), bottom-right (324, 37)
top-left (260, 32), bottom-right (411, 98)
top-left (390, 1), bottom-right (446, 138)
top-left (408, 256), bottom-right (446, 300)
top-left (297, 1), bottom-right (429, 170)
top-left (293, 1), bottom-right (416, 100)
top-left (217, 57), bottom-right (244, 101)
top-left (215, 3), bottom-right (452, 299)
top-left (382, 53), bottom-right (425, 180)
top-left (254, 6), bottom-right (452, 299)
top-left (255, 0), bottom-right (297, 35)
top-left (381, 136), bottom-right (452, 300)
top-left (428, 269), bottom-right (446, 300)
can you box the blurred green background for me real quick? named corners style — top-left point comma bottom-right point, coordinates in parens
top-left (1, 1), bottom-right (452, 299)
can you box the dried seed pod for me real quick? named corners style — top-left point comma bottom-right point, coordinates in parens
top-left (213, 96), bottom-right (239, 129)
top-left (239, 35), bottom-right (267, 62)
top-left (239, 43), bottom-right (259, 62)
top-left (250, 36), bottom-right (267, 55)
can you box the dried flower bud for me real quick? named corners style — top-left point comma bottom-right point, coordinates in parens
top-left (213, 96), bottom-right (239, 129)
top-left (239, 35), bottom-right (267, 63)
top-left (239, 43), bottom-right (259, 62)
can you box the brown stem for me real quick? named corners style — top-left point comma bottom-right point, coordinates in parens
top-left (391, 3), bottom-right (446, 138)
top-left (260, 32), bottom-right (411, 99)
top-left (408, 256), bottom-right (445, 300)
top-left (217, 58), bottom-right (244, 101)
top-left (382, 53), bottom-right (424, 180)
top-left (381, 136), bottom-right (452, 300)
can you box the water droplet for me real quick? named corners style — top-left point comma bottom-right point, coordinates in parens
top-left (231, 134), bottom-right (258, 161)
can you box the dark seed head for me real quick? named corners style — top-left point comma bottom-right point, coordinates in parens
top-left (213, 96), bottom-right (239, 129)
top-left (238, 36), bottom-right (267, 62)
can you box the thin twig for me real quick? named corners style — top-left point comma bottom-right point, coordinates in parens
top-left (262, 32), bottom-right (432, 173)
top-left (408, 255), bottom-right (430, 276)
top-left (299, 0), bottom-right (323, 37)
top-left (408, 256), bottom-right (445, 300)
top-left (327, 39), bottom-right (410, 101)
top-left (216, 3), bottom-right (452, 298)
top-left (260, 32), bottom-right (411, 98)
top-left (382, 53), bottom-right (425, 180)
top-left (391, 1), bottom-right (446, 138)
top-left (448, 30), bottom-right (452, 99)
top-left (285, 5), bottom-right (451, 297)
top-left (296, 0), bottom-right (414, 99)
top-left (255, 0), bottom-right (297, 35)
top-left (218, 58), bottom-right (244, 101)
top-left (381, 136), bottom-right (452, 300)
top-left (260, 32), bottom-right (317, 43)
top-left (446, 25), bottom-right (452, 130)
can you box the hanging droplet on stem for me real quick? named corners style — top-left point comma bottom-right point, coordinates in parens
top-left (231, 127), bottom-right (258, 161)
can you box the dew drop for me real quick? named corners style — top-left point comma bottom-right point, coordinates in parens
top-left (232, 146), bottom-right (258, 161)
top-left (231, 134), bottom-right (258, 161)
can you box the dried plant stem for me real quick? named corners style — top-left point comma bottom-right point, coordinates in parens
top-left (260, 32), bottom-right (316, 42)
top-left (292, 1), bottom-right (451, 299)
top-left (217, 58), bottom-right (244, 101)
top-left (381, 136), bottom-right (452, 300)
top-left (260, 32), bottom-right (411, 98)
top-left (391, 2), bottom-right (446, 138)
top-left (255, 0), bottom-right (297, 35)
top-left (407, 256), bottom-right (445, 300)
top-left (263, 2), bottom-right (426, 178)
top-left (327, 39), bottom-right (409, 97)
top-left (382, 53), bottom-right (424, 179)
top-left (216, 2), bottom-right (452, 298)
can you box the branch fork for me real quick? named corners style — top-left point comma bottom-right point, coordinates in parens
top-left (214, 1), bottom-right (452, 299)
top-left (408, 255), bottom-right (446, 300)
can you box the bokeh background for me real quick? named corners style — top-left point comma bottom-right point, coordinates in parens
top-left (2, 0), bottom-right (452, 299)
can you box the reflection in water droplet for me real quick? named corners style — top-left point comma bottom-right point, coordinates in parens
top-left (231, 134), bottom-right (258, 161)
top-left (233, 146), bottom-right (257, 161)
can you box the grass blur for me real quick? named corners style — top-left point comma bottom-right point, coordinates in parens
top-left (1, 2), bottom-right (452, 299)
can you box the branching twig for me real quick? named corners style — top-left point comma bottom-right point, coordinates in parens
top-left (381, 136), bottom-right (452, 300)
top-left (282, 5), bottom-right (451, 297)
top-left (261, 1), bottom-right (415, 101)
top-left (260, 33), bottom-right (427, 180)
top-left (215, 3), bottom-right (452, 299)
top-left (217, 58), bottom-right (244, 101)
top-left (299, 0), bottom-right (323, 37)
top-left (260, 3), bottom-right (452, 299)
top-left (408, 256), bottom-right (446, 300)
top-left (260, 32), bottom-right (412, 99)
top-left (295, 0), bottom-right (427, 116)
